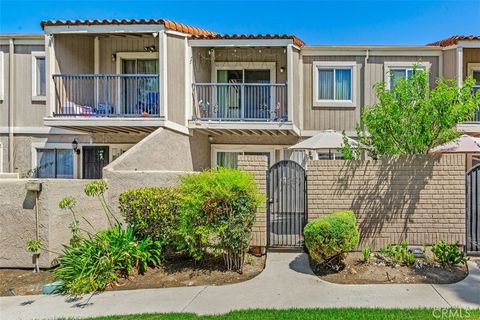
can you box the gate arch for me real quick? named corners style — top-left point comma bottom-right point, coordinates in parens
top-left (267, 160), bottom-right (307, 248)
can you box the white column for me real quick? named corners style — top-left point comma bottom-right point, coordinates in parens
top-left (45, 34), bottom-right (56, 117)
top-left (159, 30), bottom-right (168, 118)
top-left (94, 36), bottom-right (100, 74)
top-left (286, 44), bottom-right (294, 122)
top-left (457, 47), bottom-right (463, 87)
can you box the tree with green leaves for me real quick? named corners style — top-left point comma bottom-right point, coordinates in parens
top-left (343, 66), bottom-right (480, 158)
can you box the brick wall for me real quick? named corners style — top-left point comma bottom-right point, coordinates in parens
top-left (237, 155), bottom-right (268, 250)
top-left (307, 154), bottom-right (465, 249)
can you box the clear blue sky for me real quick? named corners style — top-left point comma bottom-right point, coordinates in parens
top-left (0, 0), bottom-right (479, 45)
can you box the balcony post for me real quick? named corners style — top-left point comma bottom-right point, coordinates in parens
top-left (287, 44), bottom-right (293, 122)
top-left (240, 84), bottom-right (245, 120)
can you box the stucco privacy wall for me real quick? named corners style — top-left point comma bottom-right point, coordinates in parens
top-left (237, 155), bottom-right (268, 249)
top-left (307, 154), bottom-right (465, 249)
top-left (0, 179), bottom-right (108, 268)
top-left (105, 127), bottom-right (210, 172)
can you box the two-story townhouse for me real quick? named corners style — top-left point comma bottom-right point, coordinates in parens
top-left (0, 19), bottom-right (479, 178)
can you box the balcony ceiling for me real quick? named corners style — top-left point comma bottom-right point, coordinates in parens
top-left (188, 120), bottom-right (300, 137)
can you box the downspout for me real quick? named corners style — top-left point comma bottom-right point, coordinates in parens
top-left (8, 39), bottom-right (14, 173)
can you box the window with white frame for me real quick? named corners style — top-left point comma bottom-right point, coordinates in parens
top-left (313, 62), bottom-right (356, 107)
top-left (0, 51), bottom-right (4, 100)
top-left (35, 148), bottom-right (74, 178)
top-left (467, 63), bottom-right (480, 90)
top-left (31, 51), bottom-right (46, 100)
top-left (384, 62), bottom-right (430, 90)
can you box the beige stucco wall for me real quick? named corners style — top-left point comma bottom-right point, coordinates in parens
top-left (105, 127), bottom-right (210, 172)
top-left (0, 179), bottom-right (109, 268)
top-left (307, 154), bottom-right (465, 249)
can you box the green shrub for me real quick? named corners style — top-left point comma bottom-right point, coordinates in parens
top-left (362, 245), bottom-right (371, 263)
top-left (304, 211), bottom-right (359, 264)
top-left (119, 187), bottom-right (180, 246)
top-left (176, 167), bottom-right (263, 271)
top-left (431, 240), bottom-right (468, 266)
top-left (378, 241), bottom-right (416, 266)
top-left (53, 225), bottom-right (162, 295)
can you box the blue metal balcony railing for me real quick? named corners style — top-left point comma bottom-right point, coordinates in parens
top-left (53, 74), bottom-right (160, 117)
top-left (192, 83), bottom-right (288, 121)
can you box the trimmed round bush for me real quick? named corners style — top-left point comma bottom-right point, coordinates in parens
top-left (118, 187), bottom-right (180, 245)
top-left (304, 210), bottom-right (359, 263)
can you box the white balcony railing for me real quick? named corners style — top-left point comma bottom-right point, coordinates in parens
top-left (53, 74), bottom-right (160, 117)
top-left (193, 83), bottom-right (287, 121)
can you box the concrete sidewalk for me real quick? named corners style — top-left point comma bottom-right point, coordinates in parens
top-left (0, 253), bottom-right (479, 320)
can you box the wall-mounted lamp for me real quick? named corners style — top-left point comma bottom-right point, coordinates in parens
top-left (72, 139), bottom-right (80, 155)
top-left (208, 48), bottom-right (215, 56)
top-left (144, 45), bottom-right (156, 52)
top-left (111, 53), bottom-right (116, 62)
top-left (280, 67), bottom-right (285, 73)
top-left (208, 135), bottom-right (214, 142)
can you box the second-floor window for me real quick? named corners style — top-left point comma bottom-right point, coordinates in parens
top-left (384, 62), bottom-right (430, 90)
top-left (313, 61), bottom-right (357, 107)
top-left (32, 51), bottom-right (46, 101)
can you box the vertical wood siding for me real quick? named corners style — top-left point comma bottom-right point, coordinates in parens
top-left (14, 45), bottom-right (46, 127)
top-left (54, 35), bottom-right (94, 73)
top-left (167, 34), bottom-right (186, 125)
top-left (464, 48), bottom-right (480, 79)
top-left (302, 55), bottom-right (440, 132)
top-left (443, 48), bottom-right (456, 80)
top-left (99, 36), bottom-right (157, 74)
top-left (192, 47), bottom-right (287, 83)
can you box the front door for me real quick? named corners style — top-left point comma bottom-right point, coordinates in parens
top-left (268, 160), bottom-right (307, 248)
top-left (82, 146), bottom-right (109, 179)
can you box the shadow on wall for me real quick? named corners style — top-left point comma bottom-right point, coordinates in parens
top-left (333, 155), bottom-right (441, 248)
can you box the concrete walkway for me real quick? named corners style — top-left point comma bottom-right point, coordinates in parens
top-left (1, 253), bottom-right (479, 319)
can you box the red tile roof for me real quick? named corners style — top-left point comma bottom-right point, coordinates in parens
top-left (192, 34), bottom-right (305, 47)
top-left (40, 19), bottom-right (305, 46)
top-left (427, 35), bottom-right (480, 47)
top-left (40, 19), bottom-right (217, 37)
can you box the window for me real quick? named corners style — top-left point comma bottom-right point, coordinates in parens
top-left (31, 51), bottom-right (46, 101)
top-left (384, 62), bottom-right (430, 90)
top-left (36, 149), bottom-right (74, 178)
top-left (389, 68), bottom-right (414, 89)
top-left (214, 149), bottom-right (272, 168)
top-left (467, 63), bottom-right (480, 94)
top-left (313, 61), bottom-right (356, 107)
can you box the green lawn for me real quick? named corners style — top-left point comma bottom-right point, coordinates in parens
top-left (80, 308), bottom-right (480, 320)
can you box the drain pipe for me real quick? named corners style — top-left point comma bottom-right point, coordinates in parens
top-left (8, 38), bottom-right (14, 173)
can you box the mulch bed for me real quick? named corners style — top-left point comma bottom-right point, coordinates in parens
top-left (310, 252), bottom-right (468, 284)
top-left (0, 254), bottom-right (265, 296)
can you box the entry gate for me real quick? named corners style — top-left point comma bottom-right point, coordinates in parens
top-left (466, 164), bottom-right (480, 254)
top-left (267, 160), bottom-right (307, 248)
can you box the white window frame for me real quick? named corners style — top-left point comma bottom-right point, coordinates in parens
top-left (0, 51), bottom-right (4, 101)
top-left (31, 51), bottom-right (46, 101)
top-left (384, 61), bottom-right (431, 90)
top-left (467, 63), bottom-right (480, 84)
top-left (312, 61), bottom-right (357, 107)
top-left (211, 144), bottom-right (280, 168)
top-left (31, 142), bottom-right (78, 179)
top-left (212, 62), bottom-right (276, 83)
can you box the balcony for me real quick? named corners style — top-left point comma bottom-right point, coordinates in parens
top-left (192, 83), bottom-right (287, 121)
top-left (46, 74), bottom-right (163, 133)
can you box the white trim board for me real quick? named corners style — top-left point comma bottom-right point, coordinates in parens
top-left (31, 142), bottom-right (79, 179)
top-left (189, 39), bottom-right (294, 47)
top-left (31, 51), bottom-right (47, 102)
top-left (312, 61), bottom-right (358, 108)
top-left (44, 25), bottom-right (165, 34)
top-left (383, 61), bottom-right (431, 90)
top-left (0, 51), bottom-right (4, 101)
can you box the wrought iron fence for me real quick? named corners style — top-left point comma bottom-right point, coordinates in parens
top-left (53, 74), bottom-right (160, 117)
top-left (193, 83), bottom-right (287, 121)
